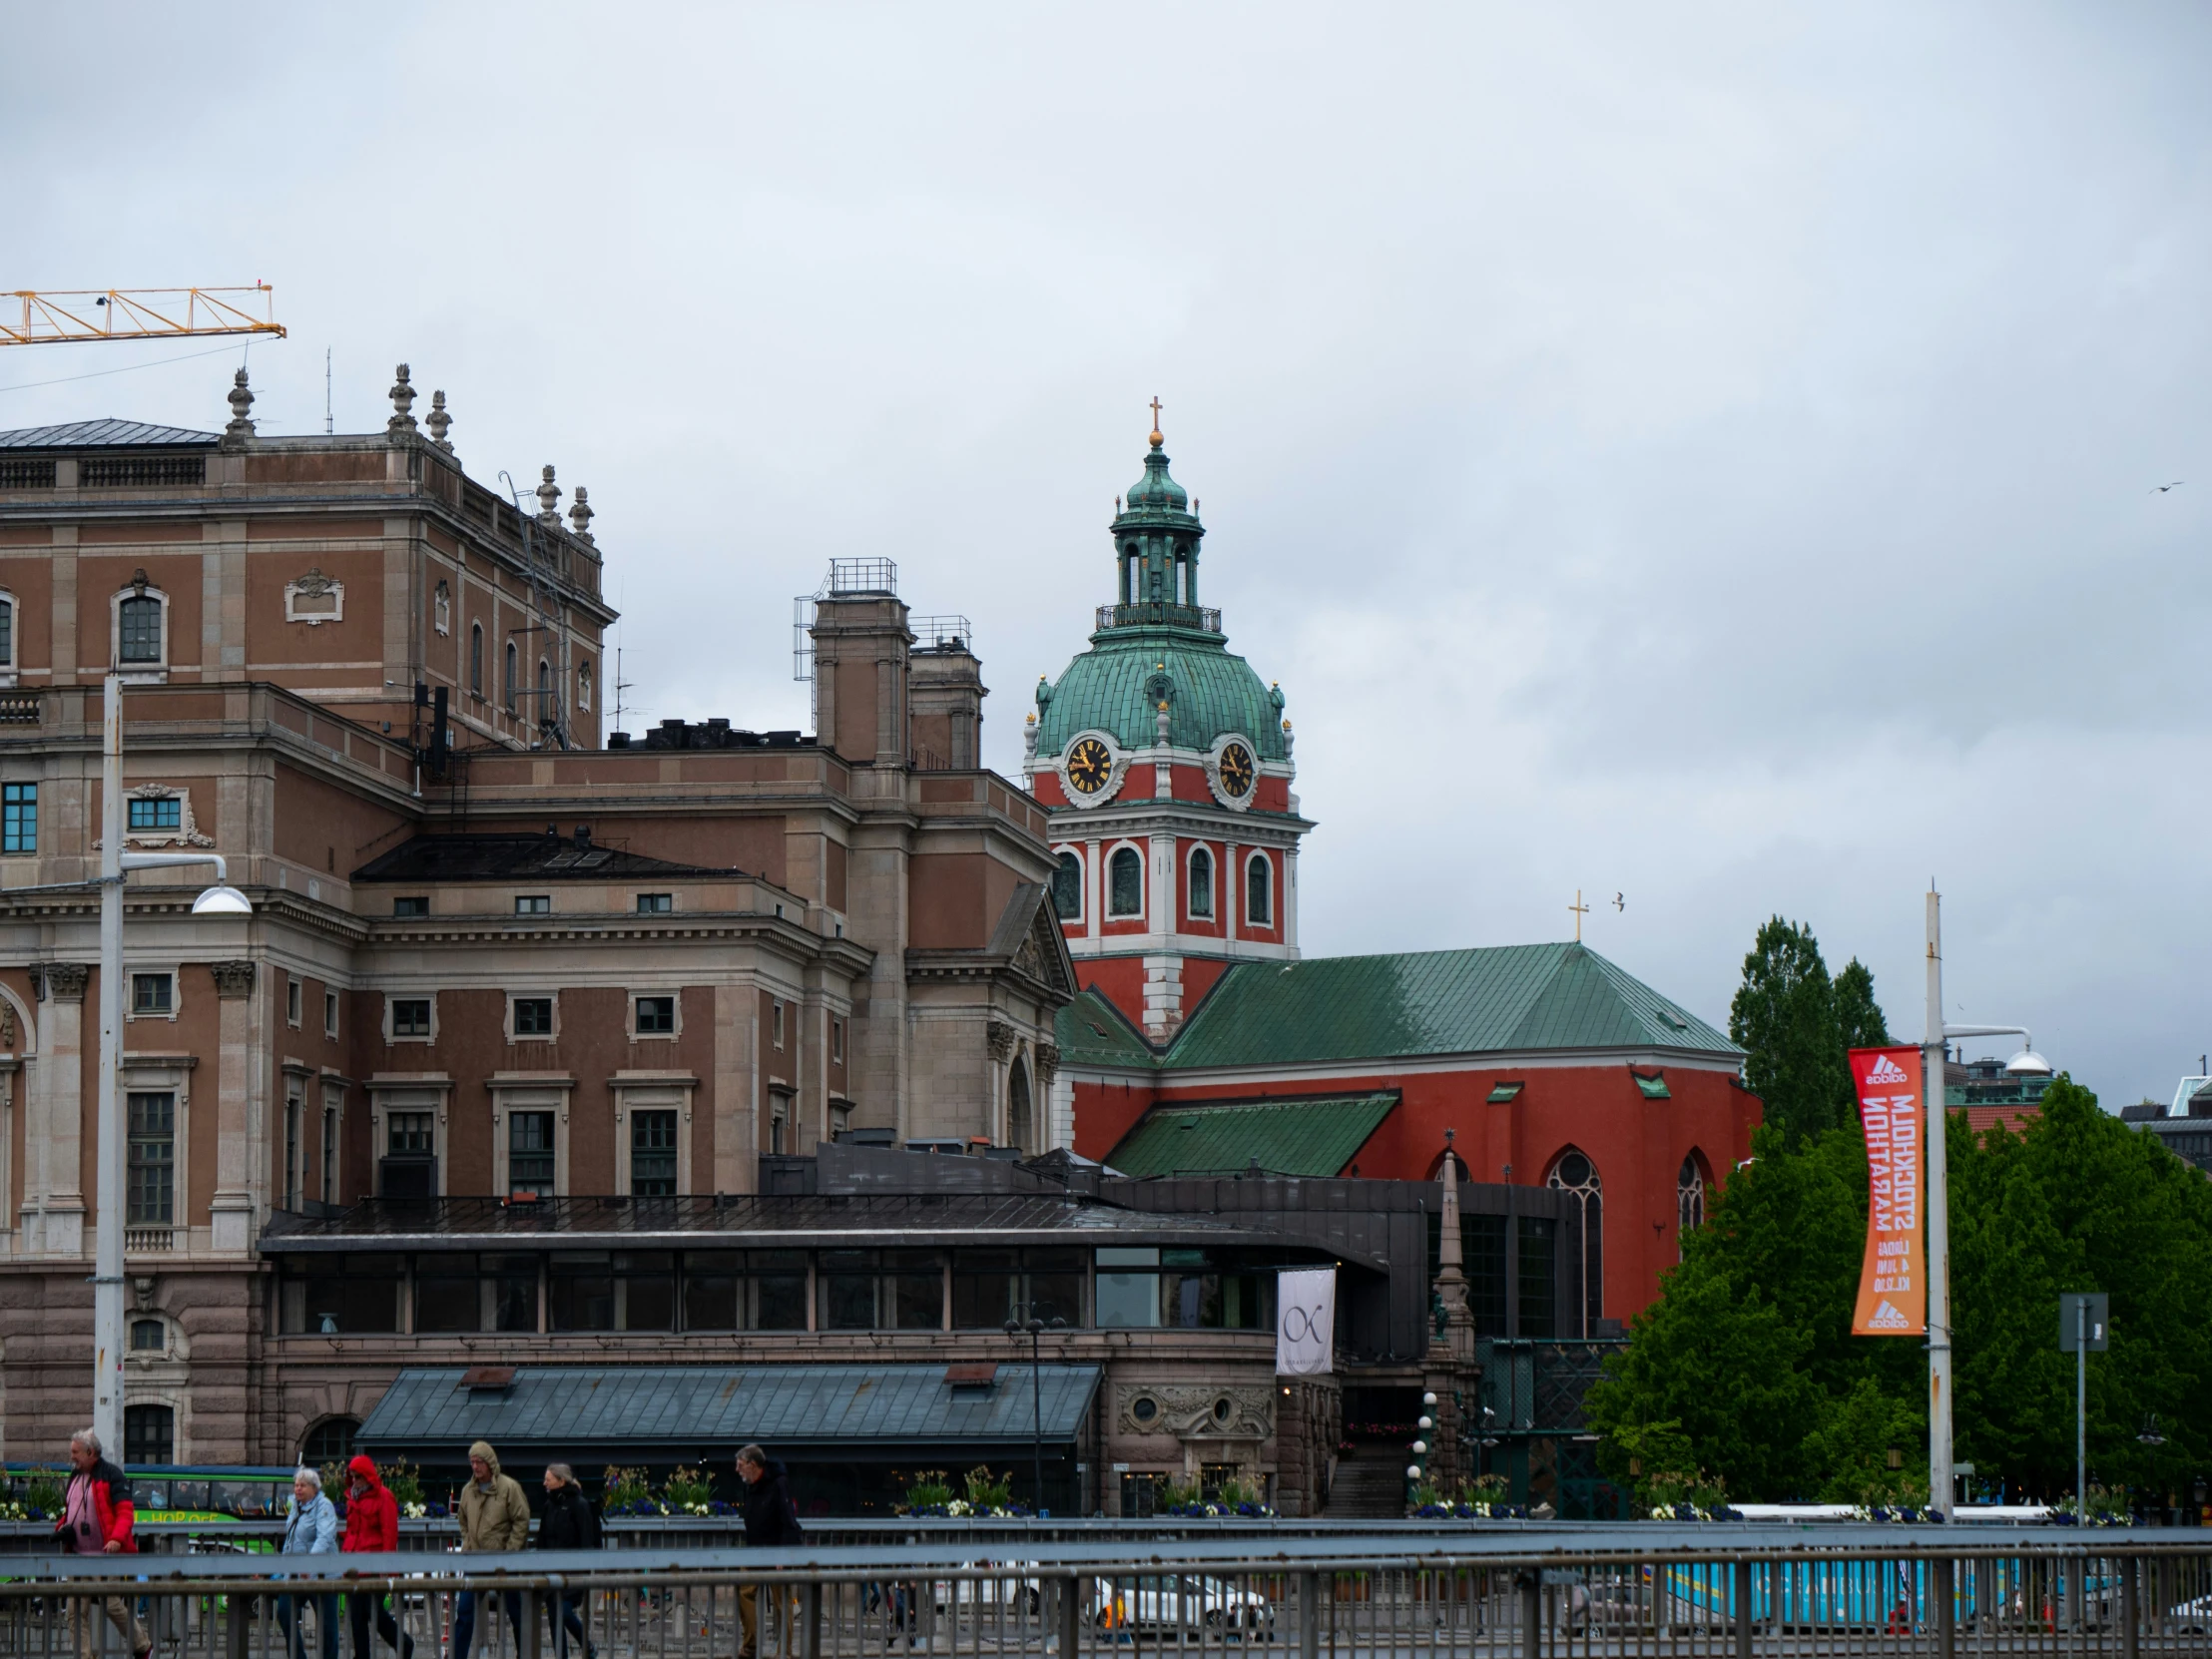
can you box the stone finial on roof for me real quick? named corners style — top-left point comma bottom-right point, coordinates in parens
top-left (387, 364), bottom-right (417, 435)
top-left (426, 389), bottom-right (453, 453)
top-left (568, 486), bottom-right (595, 543)
top-left (223, 367), bottom-right (255, 447)
top-left (1281, 718), bottom-right (1294, 760)
top-left (536, 464), bottom-right (561, 523)
top-left (1023, 711), bottom-right (1038, 765)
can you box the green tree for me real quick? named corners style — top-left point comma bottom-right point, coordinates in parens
top-left (1729, 918), bottom-right (1851, 1143)
top-left (1832, 957), bottom-right (1891, 1048)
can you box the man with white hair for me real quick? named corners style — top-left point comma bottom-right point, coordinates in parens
top-left (276, 1467), bottom-right (338, 1659)
top-left (50, 1429), bottom-right (150, 1659)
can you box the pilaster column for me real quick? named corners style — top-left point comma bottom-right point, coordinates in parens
top-left (32, 964), bottom-right (90, 1258)
top-left (713, 983), bottom-right (759, 1193)
top-left (208, 960), bottom-right (257, 1254)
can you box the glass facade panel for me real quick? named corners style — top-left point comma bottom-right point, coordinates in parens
top-left (1095, 1247), bottom-right (1162, 1329)
top-left (549, 1254), bottom-right (616, 1332)
top-left (821, 1250), bottom-right (876, 1330)
top-left (485, 1253), bottom-right (539, 1334)
top-left (415, 1255), bottom-right (482, 1333)
top-left (281, 1254), bottom-right (402, 1334)
top-left (952, 1250), bottom-right (1017, 1329)
top-left (754, 1252), bottom-right (809, 1330)
top-left (682, 1251), bottom-right (741, 1330)
top-left (1517, 1216), bottom-right (1557, 1340)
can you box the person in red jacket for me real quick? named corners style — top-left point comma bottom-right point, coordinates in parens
top-left (341, 1455), bottom-right (414, 1659)
top-left (54, 1428), bottom-right (150, 1659)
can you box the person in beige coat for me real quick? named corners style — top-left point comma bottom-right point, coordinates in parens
top-left (452, 1441), bottom-right (528, 1659)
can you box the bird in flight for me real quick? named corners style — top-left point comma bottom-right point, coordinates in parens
top-left (1613, 892), bottom-right (1625, 911)
top-left (2152, 481), bottom-right (2184, 493)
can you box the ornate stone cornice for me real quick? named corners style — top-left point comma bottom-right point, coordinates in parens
top-left (38, 963), bottom-right (89, 1003)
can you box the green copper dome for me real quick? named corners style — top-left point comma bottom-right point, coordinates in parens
top-left (1034, 628), bottom-right (1288, 761)
top-left (1035, 431), bottom-right (1288, 762)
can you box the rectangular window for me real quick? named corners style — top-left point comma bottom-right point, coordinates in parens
top-left (320, 1106), bottom-right (338, 1207)
top-left (392, 895), bottom-right (428, 917)
top-left (508, 1110), bottom-right (556, 1198)
top-left (123, 1404), bottom-right (173, 1467)
top-left (513, 996), bottom-right (554, 1037)
top-left (131, 972), bottom-right (173, 1015)
top-left (1095, 1246), bottom-right (1161, 1329)
top-left (278, 1253), bottom-right (403, 1335)
top-left (550, 1252), bottom-right (674, 1332)
top-left (379, 1110), bottom-right (436, 1200)
top-left (2, 782), bottom-right (36, 853)
top-left (389, 997), bottom-right (431, 1037)
top-left (283, 1094), bottom-right (301, 1212)
top-left (127, 797), bottom-right (182, 831)
top-left (675, 1249), bottom-right (807, 1332)
top-left (515, 894), bottom-right (551, 915)
top-left (324, 990), bottom-right (339, 1039)
top-left (1517, 1215), bottom-right (1557, 1340)
top-left (388, 1111), bottom-right (434, 1154)
top-left (286, 975), bottom-right (302, 1025)
top-left (831, 1018), bottom-right (844, 1064)
top-left (631, 1109), bottom-right (678, 1196)
top-left (637, 892), bottom-right (673, 913)
top-left (0, 598), bottom-right (12, 666)
top-left (127, 1091), bottom-right (175, 1225)
top-left (414, 1253), bottom-right (482, 1334)
top-left (635, 994), bottom-right (674, 1036)
top-left (820, 1250), bottom-right (877, 1330)
top-left (772, 1000), bottom-right (785, 1048)
top-left (118, 596), bottom-right (162, 664)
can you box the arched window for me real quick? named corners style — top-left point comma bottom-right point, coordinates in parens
top-left (124, 1402), bottom-right (174, 1466)
top-left (1188, 846), bottom-right (1214, 918)
top-left (1051, 850), bottom-right (1083, 920)
top-left (301, 1416), bottom-right (359, 1467)
top-left (1677, 1153), bottom-right (1706, 1244)
top-left (1108, 846), bottom-right (1143, 917)
top-left (0, 593), bottom-right (14, 667)
top-left (1245, 853), bottom-right (1272, 925)
top-left (119, 594), bottom-right (163, 664)
top-left (433, 581), bottom-right (451, 636)
top-left (130, 1317), bottom-right (166, 1352)
top-left (470, 624), bottom-right (484, 696)
top-left (576, 660), bottom-right (593, 712)
top-left (1007, 1057), bottom-right (1032, 1155)
top-left (504, 642), bottom-right (517, 713)
top-left (538, 658), bottom-right (551, 703)
top-left (1547, 1148), bottom-right (1604, 1338)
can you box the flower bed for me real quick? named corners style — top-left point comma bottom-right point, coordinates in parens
top-left (1410, 1501), bottom-right (1527, 1520)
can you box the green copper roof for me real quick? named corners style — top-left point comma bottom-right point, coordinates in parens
top-left (1056, 989), bottom-right (1157, 1069)
top-left (1118, 437), bottom-right (1193, 519)
top-left (1052, 944), bottom-right (1741, 1074)
top-left (1036, 632), bottom-right (1287, 760)
top-left (1105, 1093), bottom-right (1398, 1178)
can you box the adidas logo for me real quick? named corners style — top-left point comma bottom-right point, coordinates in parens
top-left (1868, 1300), bottom-right (1912, 1330)
top-left (1867, 1055), bottom-right (1909, 1084)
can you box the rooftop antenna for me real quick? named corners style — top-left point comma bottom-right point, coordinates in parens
top-left (324, 347), bottom-right (332, 435)
top-left (613, 642), bottom-right (637, 733)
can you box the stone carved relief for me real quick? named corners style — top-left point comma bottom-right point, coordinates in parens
top-left (985, 1020), bottom-right (1016, 1062)
top-left (210, 960), bottom-right (257, 1000)
top-left (93, 784), bottom-right (216, 849)
top-left (283, 569), bottom-right (344, 627)
top-left (1117, 1383), bottom-right (1275, 1441)
top-left (39, 963), bottom-right (89, 1003)
top-left (1033, 1041), bottom-right (1060, 1088)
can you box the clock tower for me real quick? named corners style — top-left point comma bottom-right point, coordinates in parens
top-left (1024, 418), bottom-right (1314, 1040)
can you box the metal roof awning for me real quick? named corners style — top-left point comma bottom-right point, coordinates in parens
top-left (354, 1364), bottom-right (1102, 1462)
top-left (1106, 1094), bottom-right (1398, 1179)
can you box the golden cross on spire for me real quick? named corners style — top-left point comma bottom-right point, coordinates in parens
top-left (1569, 888), bottom-right (1589, 942)
top-left (1148, 396), bottom-right (1163, 443)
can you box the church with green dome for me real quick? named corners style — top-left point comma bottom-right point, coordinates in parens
top-left (1025, 420), bottom-right (1314, 1038)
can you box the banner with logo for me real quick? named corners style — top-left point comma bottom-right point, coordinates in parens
top-left (1276, 1268), bottom-right (1336, 1376)
top-left (1849, 1046), bottom-right (1927, 1337)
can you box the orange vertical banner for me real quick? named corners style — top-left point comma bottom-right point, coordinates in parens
top-left (1850, 1046), bottom-right (1927, 1337)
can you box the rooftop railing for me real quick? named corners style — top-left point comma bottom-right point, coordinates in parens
top-left (1096, 602), bottom-right (1221, 633)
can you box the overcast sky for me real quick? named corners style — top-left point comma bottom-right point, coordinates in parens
top-left (7, 5), bottom-right (2210, 1108)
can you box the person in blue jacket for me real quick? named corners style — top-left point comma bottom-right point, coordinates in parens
top-left (276, 1467), bottom-right (338, 1659)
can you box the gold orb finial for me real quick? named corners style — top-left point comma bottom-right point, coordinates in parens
top-left (1148, 395), bottom-right (1164, 448)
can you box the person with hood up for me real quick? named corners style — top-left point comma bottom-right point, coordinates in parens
top-left (534, 1464), bottom-right (601, 1659)
top-left (54, 1428), bottom-right (150, 1659)
top-left (452, 1441), bottom-right (528, 1659)
top-left (341, 1455), bottom-right (414, 1659)
top-left (276, 1467), bottom-right (338, 1659)
top-left (734, 1445), bottom-right (804, 1659)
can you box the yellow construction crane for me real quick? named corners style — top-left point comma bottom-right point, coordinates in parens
top-left (2, 284), bottom-right (284, 346)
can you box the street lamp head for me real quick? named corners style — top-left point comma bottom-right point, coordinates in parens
top-left (2003, 1046), bottom-right (2052, 1076)
top-left (1003, 1318), bottom-right (1020, 1337)
top-left (192, 884), bottom-right (253, 915)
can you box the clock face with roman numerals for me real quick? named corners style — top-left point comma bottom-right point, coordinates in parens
top-left (1217, 741), bottom-right (1256, 798)
top-left (1066, 737), bottom-right (1114, 795)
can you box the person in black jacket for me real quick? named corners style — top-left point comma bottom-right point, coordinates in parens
top-left (735, 1445), bottom-right (803, 1659)
top-left (536, 1465), bottom-right (600, 1659)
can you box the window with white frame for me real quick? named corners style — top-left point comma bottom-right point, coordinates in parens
top-left (577, 660), bottom-right (593, 712)
top-left (118, 590), bottom-right (164, 666)
top-left (470, 625), bottom-right (484, 697)
top-left (1188, 845), bottom-right (1215, 919)
top-left (324, 989), bottom-right (339, 1039)
top-left (1245, 852), bottom-right (1273, 925)
top-left (634, 993), bottom-right (675, 1037)
top-left (510, 994), bottom-right (556, 1039)
top-left (772, 999), bottom-right (784, 1049)
top-left (1051, 849), bottom-right (1082, 920)
top-left (131, 971), bottom-right (174, 1016)
top-left (1108, 846), bottom-right (1143, 917)
top-left (504, 642), bottom-right (517, 713)
top-left (127, 1091), bottom-right (175, 1223)
top-left (321, 1084), bottom-right (342, 1207)
top-left (387, 994), bottom-right (433, 1040)
top-left (0, 592), bottom-right (14, 669)
top-left (433, 580), bottom-right (451, 636)
top-left (490, 1081), bottom-right (569, 1200)
top-left (285, 974), bottom-right (302, 1026)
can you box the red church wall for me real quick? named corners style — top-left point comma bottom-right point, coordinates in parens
top-left (1072, 1062), bottom-right (1761, 1325)
top-left (1178, 954), bottom-right (1231, 1014)
top-left (1073, 957), bottom-right (1149, 1025)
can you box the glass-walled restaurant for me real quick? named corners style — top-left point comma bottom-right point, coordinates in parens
top-left (274, 1245), bottom-right (1286, 1337)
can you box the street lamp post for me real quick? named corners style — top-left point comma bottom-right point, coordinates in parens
top-left (93, 672), bottom-right (251, 1452)
top-left (1921, 886), bottom-right (2045, 1521)
top-left (1004, 1302), bottom-right (1066, 1514)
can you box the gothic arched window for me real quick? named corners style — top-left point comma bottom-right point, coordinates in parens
top-left (1246, 853), bottom-right (1272, 925)
top-left (1052, 850), bottom-right (1082, 920)
top-left (1108, 846), bottom-right (1143, 917)
top-left (1547, 1148), bottom-right (1604, 1338)
top-left (1007, 1057), bottom-right (1033, 1155)
top-left (1677, 1153), bottom-right (1706, 1246)
top-left (1188, 846), bottom-right (1214, 918)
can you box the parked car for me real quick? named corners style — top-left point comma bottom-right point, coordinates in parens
top-left (1093, 1574), bottom-right (1275, 1637)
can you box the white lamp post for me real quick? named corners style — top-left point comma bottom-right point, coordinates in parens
top-left (93, 673), bottom-right (250, 1453)
top-left (1922, 886), bottom-right (2044, 1520)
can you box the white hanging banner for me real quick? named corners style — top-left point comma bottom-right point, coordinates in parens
top-left (1276, 1268), bottom-right (1336, 1377)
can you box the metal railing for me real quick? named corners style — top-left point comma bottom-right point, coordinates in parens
top-left (3, 1529), bottom-right (2207, 1658)
top-left (1095, 603), bottom-right (1221, 634)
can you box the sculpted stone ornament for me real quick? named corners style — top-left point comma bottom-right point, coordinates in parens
top-left (986, 1020), bottom-right (1016, 1063)
top-left (387, 364), bottom-right (417, 434)
top-left (568, 486), bottom-right (595, 544)
top-left (210, 960), bottom-right (257, 1000)
top-left (94, 785), bottom-right (215, 848)
top-left (283, 568), bottom-right (344, 628)
top-left (536, 464), bottom-right (561, 523)
top-left (1032, 1041), bottom-right (1059, 1088)
top-left (223, 368), bottom-right (256, 446)
top-left (41, 963), bottom-right (90, 1003)
top-left (425, 389), bottom-right (453, 452)
top-left (0, 1000), bottom-right (16, 1049)
top-left (1117, 1383), bottom-right (1274, 1440)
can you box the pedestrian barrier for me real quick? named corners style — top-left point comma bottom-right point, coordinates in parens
top-left (3, 1530), bottom-right (2208, 1658)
